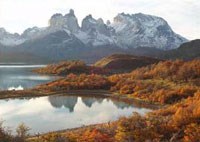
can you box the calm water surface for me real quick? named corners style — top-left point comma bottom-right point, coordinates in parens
top-left (0, 95), bottom-right (151, 134)
top-left (0, 64), bottom-right (55, 90)
top-left (0, 64), bottom-right (151, 134)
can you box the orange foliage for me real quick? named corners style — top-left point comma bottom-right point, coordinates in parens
top-left (38, 74), bottom-right (111, 91)
top-left (130, 59), bottom-right (200, 81)
top-left (108, 59), bottom-right (200, 104)
top-left (35, 60), bottom-right (109, 76)
top-left (78, 129), bottom-right (113, 142)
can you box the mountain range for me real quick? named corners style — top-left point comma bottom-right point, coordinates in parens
top-left (0, 9), bottom-right (193, 63)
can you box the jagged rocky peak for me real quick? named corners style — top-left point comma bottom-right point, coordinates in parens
top-left (113, 12), bottom-right (167, 32)
top-left (67, 9), bottom-right (75, 16)
top-left (81, 14), bottom-right (96, 32)
top-left (81, 15), bottom-right (113, 36)
top-left (21, 26), bottom-right (42, 38)
top-left (96, 18), bottom-right (113, 36)
top-left (106, 20), bottom-right (111, 25)
top-left (97, 18), bottom-right (104, 24)
top-left (75, 15), bottom-right (116, 46)
top-left (49, 13), bottom-right (63, 27)
top-left (0, 27), bottom-right (24, 46)
top-left (0, 28), bottom-right (20, 37)
top-left (0, 28), bottom-right (7, 34)
top-left (23, 26), bottom-right (41, 33)
top-left (64, 9), bottom-right (80, 33)
top-left (49, 9), bottom-right (80, 33)
top-left (112, 12), bottom-right (188, 50)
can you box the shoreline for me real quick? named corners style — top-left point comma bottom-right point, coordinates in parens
top-left (0, 89), bottom-right (110, 100)
top-left (0, 89), bottom-right (162, 109)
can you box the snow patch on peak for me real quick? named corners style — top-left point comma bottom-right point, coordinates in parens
top-left (78, 15), bottom-right (116, 46)
top-left (0, 28), bottom-right (25, 46)
top-left (112, 12), bottom-right (188, 50)
top-left (21, 26), bottom-right (45, 39)
top-left (81, 15), bottom-right (97, 31)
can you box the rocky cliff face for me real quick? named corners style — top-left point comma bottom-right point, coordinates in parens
top-left (76, 15), bottom-right (116, 46)
top-left (49, 9), bottom-right (80, 33)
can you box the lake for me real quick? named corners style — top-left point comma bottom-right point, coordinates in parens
top-left (0, 64), bottom-right (151, 135)
top-left (0, 95), bottom-right (151, 134)
top-left (0, 64), bottom-right (55, 90)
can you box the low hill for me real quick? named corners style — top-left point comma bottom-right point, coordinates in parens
top-left (34, 60), bottom-right (108, 75)
top-left (94, 54), bottom-right (161, 73)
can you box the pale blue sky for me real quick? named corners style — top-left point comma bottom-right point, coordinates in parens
top-left (0, 0), bottom-right (199, 39)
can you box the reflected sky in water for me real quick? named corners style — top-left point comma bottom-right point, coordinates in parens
top-left (0, 65), bottom-right (55, 90)
top-left (0, 95), bottom-right (151, 134)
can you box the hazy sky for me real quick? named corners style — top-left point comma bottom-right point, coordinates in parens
top-left (0, 0), bottom-right (199, 40)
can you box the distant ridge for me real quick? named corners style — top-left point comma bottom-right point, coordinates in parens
top-left (162, 39), bottom-right (200, 60)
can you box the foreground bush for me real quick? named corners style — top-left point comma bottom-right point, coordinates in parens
top-left (0, 123), bottom-right (30, 142)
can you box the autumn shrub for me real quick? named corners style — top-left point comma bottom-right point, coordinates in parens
top-left (0, 122), bottom-right (12, 142)
top-left (0, 122), bottom-right (30, 142)
top-left (183, 123), bottom-right (200, 142)
top-left (35, 132), bottom-right (68, 142)
top-left (38, 73), bottom-right (112, 91)
top-left (108, 93), bottom-right (200, 141)
top-left (77, 129), bottom-right (113, 142)
top-left (107, 59), bottom-right (200, 104)
top-left (130, 59), bottom-right (200, 82)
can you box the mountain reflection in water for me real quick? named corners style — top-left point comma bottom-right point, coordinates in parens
top-left (48, 95), bottom-right (139, 112)
top-left (49, 96), bottom-right (78, 112)
top-left (0, 95), bottom-right (151, 134)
